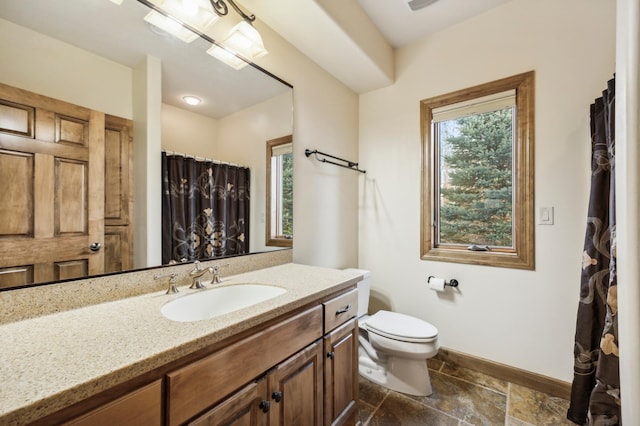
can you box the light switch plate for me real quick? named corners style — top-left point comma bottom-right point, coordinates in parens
top-left (538, 207), bottom-right (554, 225)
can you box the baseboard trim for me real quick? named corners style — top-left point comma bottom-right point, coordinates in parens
top-left (436, 347), bottom-right (571, 400)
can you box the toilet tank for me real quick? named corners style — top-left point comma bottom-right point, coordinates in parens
top-left (344, 268), bottom-right (371, 317)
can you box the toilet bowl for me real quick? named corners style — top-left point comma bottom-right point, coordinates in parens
top-left (347, 269), bottom-right (439, 396)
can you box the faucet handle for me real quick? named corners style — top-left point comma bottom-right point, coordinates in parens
top-left (189, 261), bottom-right (205, 276)
top-left (154, 271), bottom-right (179, 295)
top-left (211, 263), bottom-right (230, 284)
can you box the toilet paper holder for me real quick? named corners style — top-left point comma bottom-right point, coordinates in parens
top-left (427, 276), bottom-right (459, 288)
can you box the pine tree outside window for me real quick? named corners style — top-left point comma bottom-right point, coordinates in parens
top-left (420, 72), bottom-right (535, 269)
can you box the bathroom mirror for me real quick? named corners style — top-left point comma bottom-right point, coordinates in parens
top-left (0, 0), bottom-right (293, 290)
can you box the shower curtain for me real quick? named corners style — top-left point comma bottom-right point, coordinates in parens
top-left (568, 78), bottom-right (620, 425)
top-left (161, 152), bottom-right (250, 264)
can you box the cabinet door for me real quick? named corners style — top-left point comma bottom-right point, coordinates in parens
top-left (268, 340), bottom-right (324, 426)
top-left (189, 380), bottom-right (269, 426)
top-left (324, 318), bottom-right (359, 426)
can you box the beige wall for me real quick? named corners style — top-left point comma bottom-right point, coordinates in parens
top-left (161, 103), bottom-right (219, 157)
top-left (252, 20), bottom-right (360, 269)
top-left (0, 17), bottom-right (132, 119)
top-left (358, 0), bottom-right (616, 382)
top-left (133, 56), bottom-right (163, 269)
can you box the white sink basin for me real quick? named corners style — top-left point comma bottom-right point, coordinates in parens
top-left (161, 284), bottom-right (287, 322)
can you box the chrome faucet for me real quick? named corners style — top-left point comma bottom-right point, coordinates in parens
top-left (189, 261), bottom-right (214, 289)
top-left (154, 271), bottom-right (179, 294)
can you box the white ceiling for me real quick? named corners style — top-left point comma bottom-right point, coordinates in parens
top-left (0, 0), bottom-right (513, 108)
top-left (242, 0), bottom-right (513, 93)
top-left (357, 0), bottom-right (512, 48)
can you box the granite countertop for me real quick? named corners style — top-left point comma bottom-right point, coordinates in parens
top-left (0, 263), bottom-right (362, 426)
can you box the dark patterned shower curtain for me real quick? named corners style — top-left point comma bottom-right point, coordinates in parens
top-left (161, 152), bottom-right (250, 264)
top-left (568, 78), bottom-right (620, 425)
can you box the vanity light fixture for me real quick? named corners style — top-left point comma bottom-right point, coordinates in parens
top-left (182, 95), bottom-right (202, 105)
top-left (144, 0), bottom-right (220, 43)
top-left (109, 0), bottom-right (125, 4)
top-left (209, 0), bottom-right (256, 23)
top-left (206, 21), bottom-right (267, 70)
top-left (140, 0), bottom-right (268, 70)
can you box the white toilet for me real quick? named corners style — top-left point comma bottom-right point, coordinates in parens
top-left (349, 269), bottom-right (439, 396)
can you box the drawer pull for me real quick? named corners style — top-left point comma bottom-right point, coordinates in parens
top-left (335, 304), bottom-right (351, 315)
top-left (259, 400), bottom-right (271, 413)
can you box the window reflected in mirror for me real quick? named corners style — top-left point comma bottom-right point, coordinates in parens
top-left (266, 135), bottom-right (293, 247)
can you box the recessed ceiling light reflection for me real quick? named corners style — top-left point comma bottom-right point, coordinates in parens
top-left (183, 96), bottom-right (202, 105)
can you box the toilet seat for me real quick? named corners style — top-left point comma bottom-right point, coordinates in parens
top-left (365, 310), bottom-right (438, 343)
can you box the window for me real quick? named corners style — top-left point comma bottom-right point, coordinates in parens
top-left (266, 135), bottom-right (293, 247)
top-left (420, 72), bottom-right (534, 269)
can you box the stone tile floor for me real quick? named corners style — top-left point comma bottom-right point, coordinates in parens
top-left (357, 359), bottom-right (575, 425)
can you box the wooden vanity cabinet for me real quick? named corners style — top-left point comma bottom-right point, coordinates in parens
top-left (40, 285), bottom-right (359, 426)
top-left (322, 289), bottom-right (359, 426)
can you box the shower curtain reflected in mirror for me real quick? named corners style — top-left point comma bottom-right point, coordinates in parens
top-left (161, 152), bottom-right (250, 264)
top-left (568, 77), bottom-right (620, 425)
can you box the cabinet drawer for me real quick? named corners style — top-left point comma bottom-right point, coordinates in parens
top-left (65, 380), bottom-right (162, 426)
top-left (323, 288), bottom-right (357, 333)
top-left (167, 305), bottom-right (323, 426)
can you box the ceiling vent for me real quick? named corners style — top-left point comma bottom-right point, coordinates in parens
top-left (407, 0), bottom-right (439, 11)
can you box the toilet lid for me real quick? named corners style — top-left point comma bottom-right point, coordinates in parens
top-left (364, 310), bottom-right (438, 343)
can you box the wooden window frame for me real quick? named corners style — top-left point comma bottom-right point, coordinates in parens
top-left (420, 71), bottom-right (535, 269)
top-left (266, 135), bottom-right (293, 248)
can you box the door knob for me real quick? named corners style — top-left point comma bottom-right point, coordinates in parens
top-left (327, 351), bottom-right (335, 360)
top-left (272, 391), bottom-right (283, 403)
top-left (89, 242), bottom-right (102, 252)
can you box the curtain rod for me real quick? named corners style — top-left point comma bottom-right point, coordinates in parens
top-left (304, 149), bottom-right (366, 174)
top-left (162, 150), bottom-right (249, 169)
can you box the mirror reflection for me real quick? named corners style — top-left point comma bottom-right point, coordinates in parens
top-left (0, 0), bottom-right (293, 290)
top-left (266, 135), bottom-right (293, 248)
